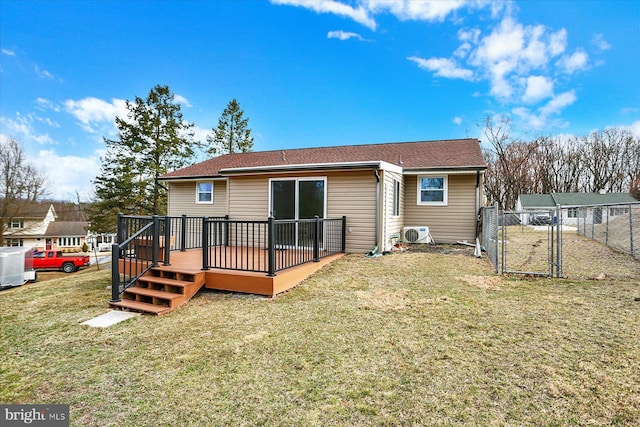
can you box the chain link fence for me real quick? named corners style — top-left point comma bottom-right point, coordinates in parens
top-left (481, 202), bottom-right (640, 280)
top-left (559, 203), bottom-right (640, 280)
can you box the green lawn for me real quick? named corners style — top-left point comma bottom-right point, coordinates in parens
top-left (1, 250), bottom-right (639, 426)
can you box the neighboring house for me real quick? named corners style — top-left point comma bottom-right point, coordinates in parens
top-left (160, 139), bottom-right (487, 253)
top-left (516, 192), bottom-right (639, 225)
top-left (3, 203), bottom-right (89, 252)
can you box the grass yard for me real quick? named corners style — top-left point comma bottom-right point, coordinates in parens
top-left (1, 249), bottom-right (639, 426)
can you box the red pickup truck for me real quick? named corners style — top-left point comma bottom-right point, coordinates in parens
top-left (32, 250), bottom-right (90, 273)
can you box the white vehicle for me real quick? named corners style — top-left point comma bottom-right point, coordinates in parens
top-left (0, 247), bottom-right (37, 290)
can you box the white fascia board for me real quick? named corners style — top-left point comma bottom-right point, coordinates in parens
top-left (402, 168), bottom-right (484, 175)
top-left (378, 161), bottom-right (403, 174)
top-left (219, 161), bottom-right (385, 175)
top-left (160, 176), bottom-right (227, 182)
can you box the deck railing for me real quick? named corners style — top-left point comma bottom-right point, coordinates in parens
top-left (202, 216), bottom-right (347, 275)
top-left (111, 214), bottom-right (346, 302)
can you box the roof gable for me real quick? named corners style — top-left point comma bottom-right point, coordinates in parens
top-left (162, 139), bottom-right (485, 179)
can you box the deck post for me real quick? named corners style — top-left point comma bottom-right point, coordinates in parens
top-left (267, 216), bottom-right (276, 277)
top-left (163, 216), bottom-right (171, 266)
top-left (110, 243), bottom-right (121, 303)
top-left (117, 213), bottom-right (124, 247)
top-left (152, 215), bottom-right (160, 267)
top-left (180, 214), bottom-right (187, 251)
top-left (201, 217), bottom-right (210, 270)
top-left (341, 216), bottom-right (347, 253)
top-left (313, 215), bottom-right (320, 262)
top-left (224, 215), bottom-right (230, 247)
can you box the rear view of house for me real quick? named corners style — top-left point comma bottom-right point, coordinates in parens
top-left (162, 138), bottom-right (486, 253)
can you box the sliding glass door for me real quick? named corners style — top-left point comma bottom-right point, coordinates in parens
top-left (270, 178), bottom-right (326, 247)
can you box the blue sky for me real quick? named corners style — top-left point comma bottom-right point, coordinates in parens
top-left (1, 0), bottom-right (638, 201)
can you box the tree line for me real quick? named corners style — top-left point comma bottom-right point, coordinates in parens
top-left (482, 116), bottom-right (640, 210)
top-left (89, 85), bottom-right (254, 232)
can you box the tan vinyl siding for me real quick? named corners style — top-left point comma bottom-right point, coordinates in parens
top-left (382, 170), bottom-right (404, 251)
top-left (404, 174), bottom-right (477, 243)
top-left (167, 181), bottom-right (228, 217)
top-left (167, 171), bottom-right (377, 254)
top-left (326, 170), bottom-right (376, 254)
top-left (226, 171), bottom-right (376, 253)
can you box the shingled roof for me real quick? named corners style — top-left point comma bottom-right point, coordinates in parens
top-left (44, 221), bottom-right (88, 237)
top-left (162, 139), bottom-right (486, 179)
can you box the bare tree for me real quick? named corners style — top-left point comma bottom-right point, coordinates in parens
top-left (0, 139), bottom-right (47, 246)
top-left (481, 116), bottom-right (537, 209)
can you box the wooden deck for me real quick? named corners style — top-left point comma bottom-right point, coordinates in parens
top-left (131, 247), bottom-right (343, 298)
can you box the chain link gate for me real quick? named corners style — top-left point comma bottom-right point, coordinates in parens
top-left (501, 209), bottom-right (562, 277)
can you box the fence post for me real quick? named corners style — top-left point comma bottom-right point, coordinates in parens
top-left (110, 244), bottom-right (121, 303)
top-left (163, 216), bottom-right (171, 266)
top-left (629, 204), bottom-right (634, 257)
top-left (341, 216), bottom-right (347, 253)
top-left (494, 204), bottom-right (500, 274)
top-left (152, 215), bottom-right (160, 267)
top-left (313, 215), bottom-right (320, 262)
top-left (180, 214), bottom-right (187, 251)
top-left (556, 204), bottom-right (562, 278)
top-left (267, 216), bottom-right (276, 277)
top-left (201, 217), bottom-right (210, 270)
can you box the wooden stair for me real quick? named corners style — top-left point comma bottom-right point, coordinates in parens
top-left (110, 267), bottom-right (206, 315)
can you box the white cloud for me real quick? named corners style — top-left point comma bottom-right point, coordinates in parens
top-left (453, 116), bottom-right (463, 125)
top-left (174, 94), bottom-right (192, 107)
top-left (328, 30), bottom-right (364, 41)
top-left (33, 64), bottom-right (55, 80)
top-left (557, 49), bottom-right (588, 74)
top-left (592, 33), bottom-right (611, 52)
top-left (407, 56), bottom-right (474, 80)
top-left (35, 149), bottom-right (100, 201)
top-left (539, 90), bottom-right (576, 116)
top-left (271, 0), bottom-right (377, 30)
top-left (0, 114), bottom-right (55, 145)
top-left (35, 98), bottom-right (61, 112)
top-left (522, 75), bottom-right (554, 103)
top-left (548, 28), bottom-right (567, 56)
top-left (64, 97), bottom-right (128, 133)
top-left (1, 48), bottom-right (15, 56)
top-left (512, 90), bottom-right (577, 130)
top-left (365, 0), bottom-right (468, 22)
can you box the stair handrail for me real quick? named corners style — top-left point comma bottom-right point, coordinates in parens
top-left (110, 221), bottom-right (155, 303)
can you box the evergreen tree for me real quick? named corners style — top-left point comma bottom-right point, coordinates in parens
top-left (88, 85), bottom-right (196, 232)
top-left (206, 98), bottom-right (254, 155)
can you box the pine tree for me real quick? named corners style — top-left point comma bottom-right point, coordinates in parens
top-left (206, 98), bottom-right (254, 155)
top-left (88, 85), bottom-right (196, 232)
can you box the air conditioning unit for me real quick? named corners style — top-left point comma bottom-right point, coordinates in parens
top-left (403, 226), bottom-right (432, 244)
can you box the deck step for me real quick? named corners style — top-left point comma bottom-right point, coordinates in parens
top-left (137, 276), bottom-right (195, 288)
top-left (110, 299), bottom-right (170, 315)
top-left (123, 287), bottom-right (182, 300)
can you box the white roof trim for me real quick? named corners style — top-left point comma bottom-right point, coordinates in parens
top-left (219, 160), bottom-right (399, 175)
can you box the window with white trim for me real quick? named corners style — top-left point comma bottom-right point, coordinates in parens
top-left (392, 179), bottom-right (400, 217)
top-left (6, 238), bottom-right (23, 247)
top-left (567, 208), bottom-right (586, 218)
top-left (59, 237), bottom-right (81, 247)
top-left (196, 182), bottom-right (214, 204)
top-left (417, 176), bottom-right (447, 206)
top-left (9, 220), bottom-right (24, 229)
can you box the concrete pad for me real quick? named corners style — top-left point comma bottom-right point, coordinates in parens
top-left (81, 310), bottom-right (139, 328)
